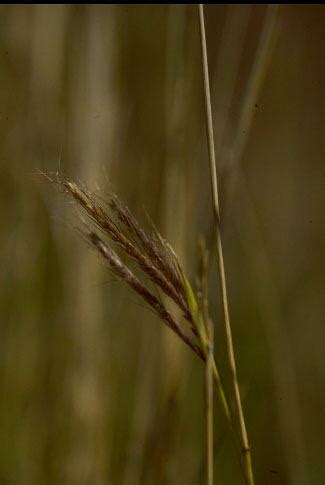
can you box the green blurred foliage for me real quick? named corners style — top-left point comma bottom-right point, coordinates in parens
top-left (0, 5), bottom-right (324, 484)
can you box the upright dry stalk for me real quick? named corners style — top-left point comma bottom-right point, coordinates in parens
top-left (198, 5), bottom-right (254, 484)
top-left (205, 324), bottom-right (214, 485)
top-left (199, 241), bottom-right (214, 485)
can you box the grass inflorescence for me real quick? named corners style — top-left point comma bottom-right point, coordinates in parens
top-left (50, 174), bottom-right (206, 360)
top-left (46, 171), bottom-right (250, 483)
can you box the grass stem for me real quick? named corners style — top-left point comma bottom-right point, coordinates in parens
top-left (198, 5), bottom-right (254, 484)
top-left (200, 241), bottom-right (214, 485)
top-left (205, 327), bottom-right (214, 485)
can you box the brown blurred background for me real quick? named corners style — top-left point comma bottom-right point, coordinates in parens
top-left (0, 4), bottom-right (324, 484)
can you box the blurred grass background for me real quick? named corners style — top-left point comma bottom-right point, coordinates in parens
top-left (0, 4), bottom-right (324, 484)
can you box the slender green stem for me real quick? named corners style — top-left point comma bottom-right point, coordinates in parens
top-left (211, 353), bottom-right (248, 482)
top-left (198, 5), bottom-right (254, 484)
top-left (200, 242), bottom-right (214, 485)
top-left (196, 328), bottom-right (245, 480)
top-left (205, 325), bottom-right (214, 485)
top-left (211, 357), bottom-right (231, 426)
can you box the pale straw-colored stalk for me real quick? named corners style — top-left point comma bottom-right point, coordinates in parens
top-left (205, 322), bottom-right (214, 485)
top-left (199, 241), bottom-right (214, 485)
top-left (198, 4), bottom-right (254, 484)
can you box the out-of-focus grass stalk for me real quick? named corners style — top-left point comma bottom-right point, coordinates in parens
top-left (228, 5), bottom-right (279, 172)
top-left (213, 5), bottom-right (307, 479)
top-left (198, 5), bottom-right (254, 484)
top-left (224, 10), bottom-right (307, 476)
top-left (224, 5), bottom-right (279, 208)
top-left (64, 8), bottom-right (116, 483)
top-left (215, 5), bottom-right (307, 481)
top-left (211, 5), bottom-right (251, 164)
top-left (161, 7), bottom-right (195, 480)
